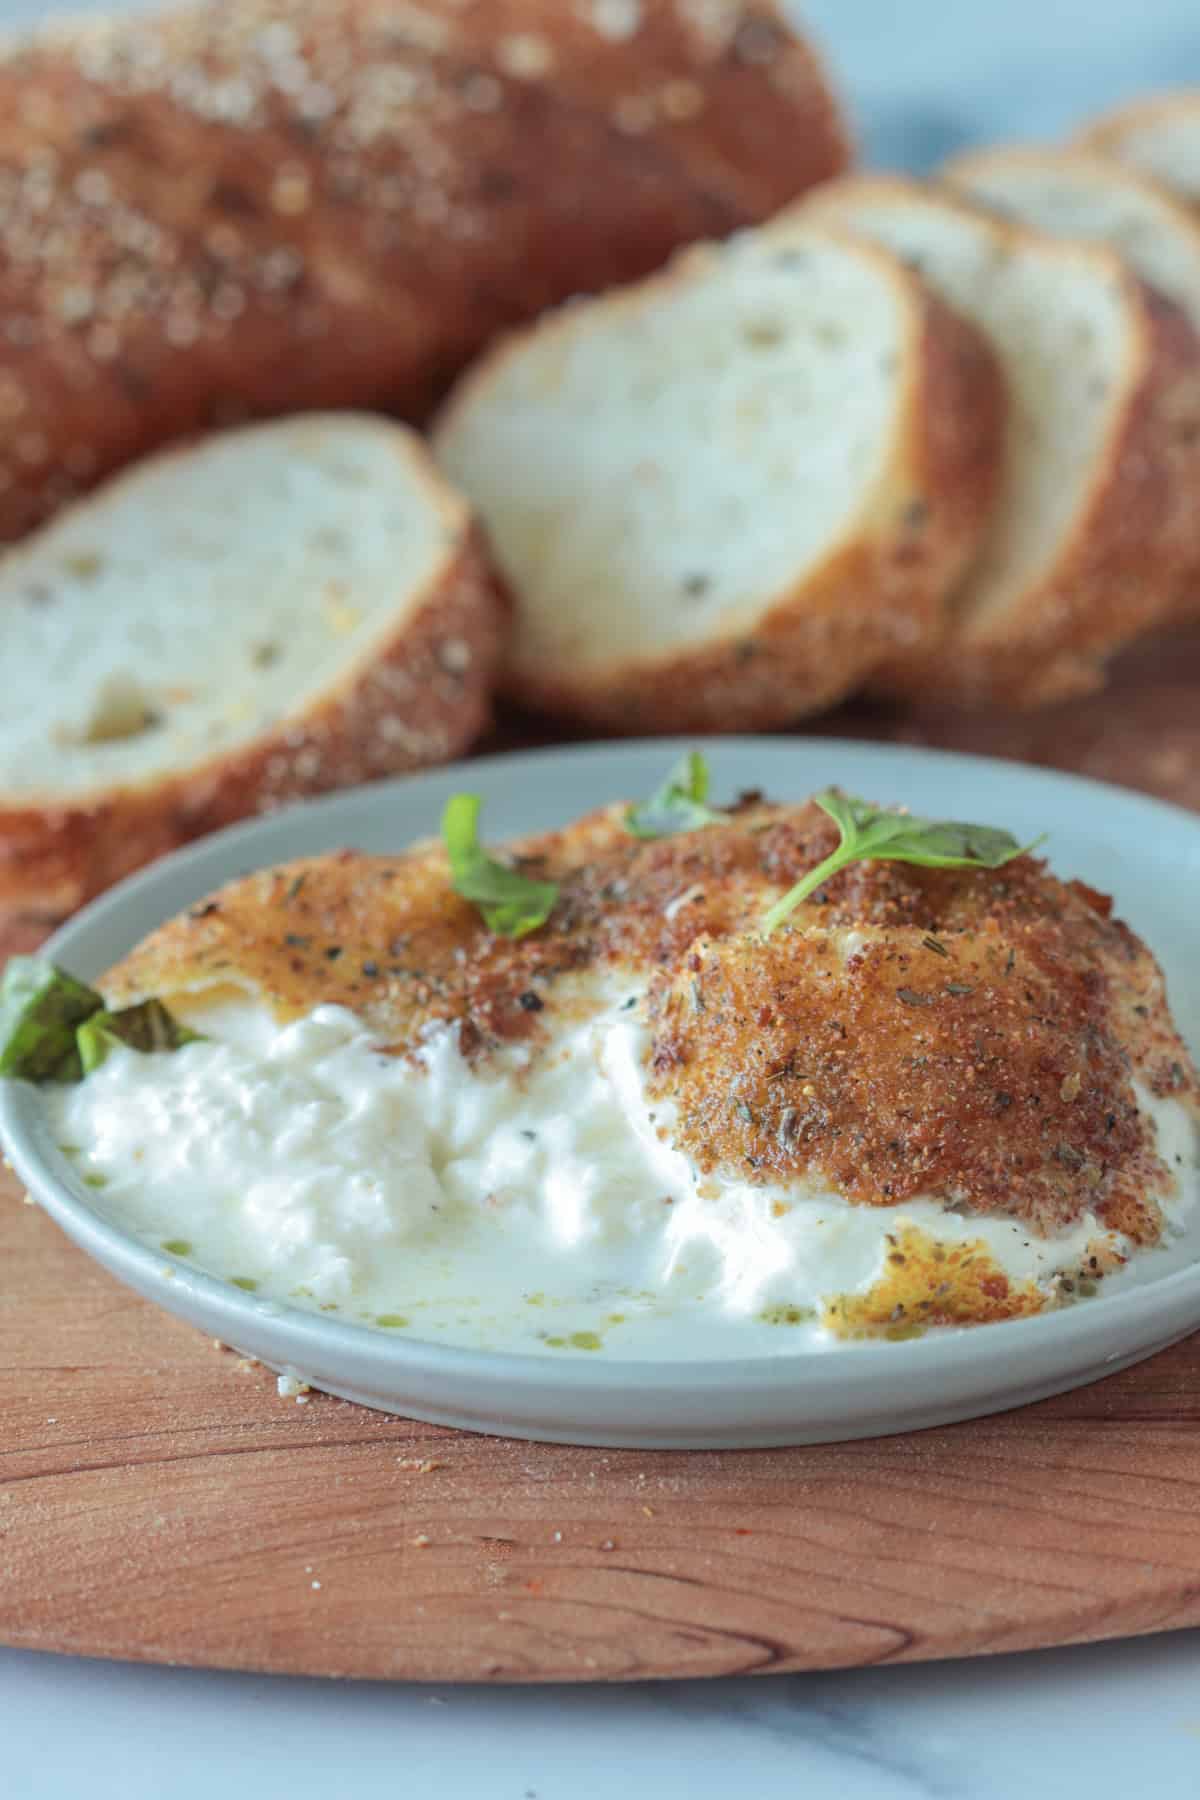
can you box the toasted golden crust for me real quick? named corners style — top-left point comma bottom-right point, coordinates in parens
top-left (438, 236), bottom-right (1005, 735)
top-left (0, 0), bottom-right (847, 543)
top-left (650, 918), bottom-right (1171, 1244)
top-left (104, 795), bottom-right (1199, 1246)
top-left (0, 465), bottom-right (506, 923)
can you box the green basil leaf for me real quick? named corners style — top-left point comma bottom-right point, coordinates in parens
top-left (625, 751), bottom-right (727, 839)
top-left (0, 957), bottom-right (206, 1084)
top-left (0, 958), bottom-right (104, 1082)
top-left (763, 789), bottom-right (1044, 935)
top-left (442, 793), bottom-right (559, 940)
top-left (77, 1001), bottom-right (203, 1075)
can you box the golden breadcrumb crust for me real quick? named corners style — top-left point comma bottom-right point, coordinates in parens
top-left (105, 794), bottom-right (1199, 1253)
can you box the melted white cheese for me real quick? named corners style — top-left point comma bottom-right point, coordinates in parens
top-left (45, 987), bottom-right (1200, 1358)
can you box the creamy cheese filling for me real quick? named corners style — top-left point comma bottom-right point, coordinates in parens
top-left (45, 986), bottom-right (1200, 1358)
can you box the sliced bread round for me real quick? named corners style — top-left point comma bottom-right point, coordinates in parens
top-left (944, 145), bottom-right (1200, 329)
top-left (1075, 91), bottom-right (1200, 204)
top-left (0, 413), bottom-right (505, 921)
top-left (433, 220), bottom-right (1004, 734)
top-left (942, 146), bottom-right (1200, 627)
top-left (802, 175), bottom-right (1200, 708)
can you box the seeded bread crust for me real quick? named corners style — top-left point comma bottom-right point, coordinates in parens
top-left (435, 227), bottom-right (1005, 734)
top-left (0, 0), bottom-right (848, 542)
top-left (804, 175), bottom-right (1200, 709)
top-left (1074, 90), bottom-right (1200, 200)
top-left (0, 423), bottom-right (506, 925)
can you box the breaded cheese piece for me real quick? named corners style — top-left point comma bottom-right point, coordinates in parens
top-left (104, 794), bottom-right (1200, 1282)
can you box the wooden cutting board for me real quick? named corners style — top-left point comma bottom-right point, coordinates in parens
top-left (4, 625), bottom-right (1200, 1684)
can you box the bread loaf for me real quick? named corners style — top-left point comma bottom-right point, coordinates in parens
top-left (0, 0), bottom-right (848, 542)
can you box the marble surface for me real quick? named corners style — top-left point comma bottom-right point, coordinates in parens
top-left (3, 1630), bottom-right (1200, 1798)
top-left (6, 0), bottom-right (1200, 1794)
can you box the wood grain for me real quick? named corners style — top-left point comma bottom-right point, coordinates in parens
top-left (3, 623), bottom-right (1200, 1683)
top-left (812, 621), bottom-right (1200, 815)
top-left (5, 1183), bottom-right (1200, 1681)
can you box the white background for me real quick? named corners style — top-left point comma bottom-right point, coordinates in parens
top-left (4, 2), bottom-right (1200, 1796)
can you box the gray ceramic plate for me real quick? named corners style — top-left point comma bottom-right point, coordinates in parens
top-left (4, 738), bottom-right (1200, 1448)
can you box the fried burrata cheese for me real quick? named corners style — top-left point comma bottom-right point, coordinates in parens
top-left (105, 794), bottom-right (1199, 1291)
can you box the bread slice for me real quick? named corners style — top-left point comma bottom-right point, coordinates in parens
top-left (0, 413), bottom-right (504, 923)
top-left (0, 0), bottom-right (848, 545)
top-left (802, 175), bottom-right (1200, 708)
top-left (944, 146), bottom-right (1200, 329)
top-left (433, 220), bottom-right (1004, 733)
top-left (1075, 92), bottom-right (1200, 203)
top-left (941, 147), bottom-right (1200, 627)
